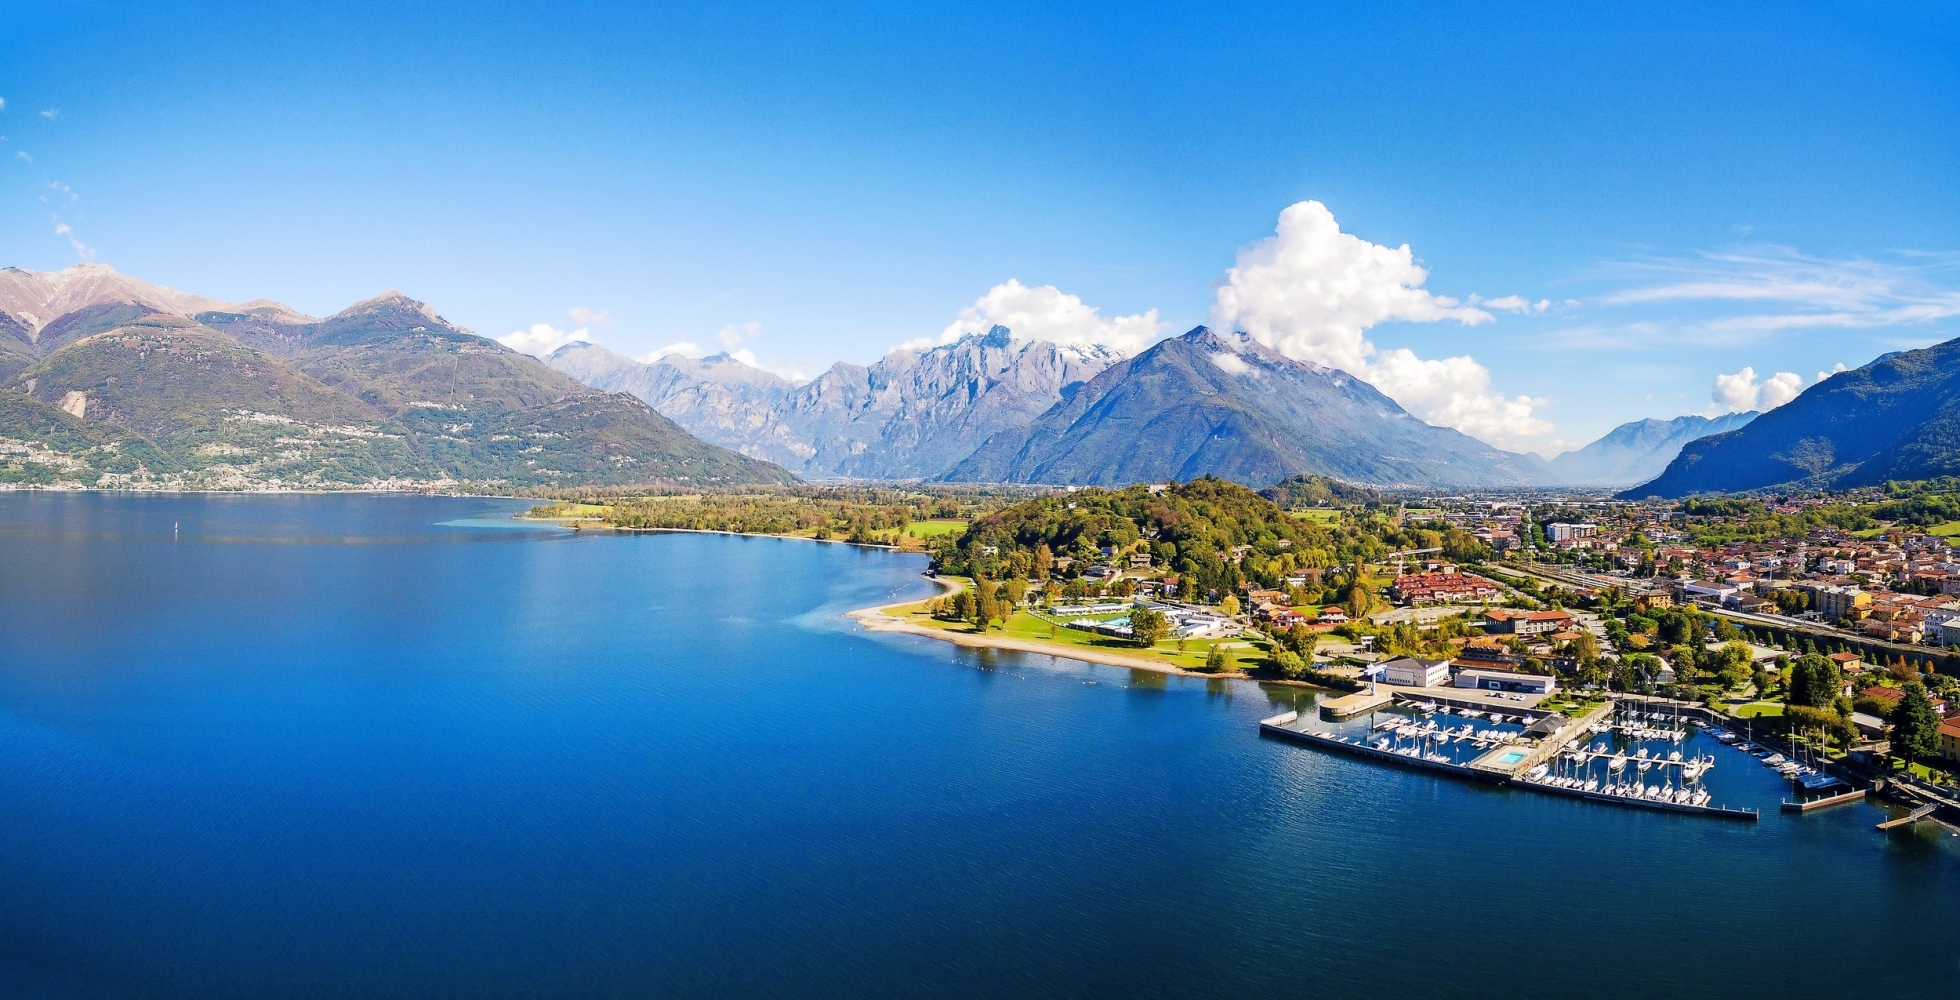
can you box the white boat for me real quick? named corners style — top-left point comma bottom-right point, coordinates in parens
top-left (1609, 754), bottom-right (1628, 772)
top-left (1668, 751), bottom-right (1683, 763)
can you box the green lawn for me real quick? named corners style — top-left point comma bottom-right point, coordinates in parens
top-left (1731, 701), bottom-right (1786, 718)
top-left (902, 519), bottom-right (969, 538)
top-left (883, 601), bottom-right (1269, 673)
top-left (1926, 521), bottom-right (1960, 538)
top-left (1291, 509), bottom-right (1342, 525)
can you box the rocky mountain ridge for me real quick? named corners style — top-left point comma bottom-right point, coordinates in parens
top-left (549, 325), bottom-right (1115, 479)
top-left (942, 327), bottom-right (1549, 488)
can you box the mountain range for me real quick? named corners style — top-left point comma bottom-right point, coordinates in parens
top-left (942, 327), bottom-right (1549, 488)
top-left (0, 264), bottom-right (788, 489)
top-left (1545, 411), bottom-right (1759, 487)
top-left (1629, 335), bottom-right (1960, 498)
top-left (549, 326), bottom-right (1117, 479)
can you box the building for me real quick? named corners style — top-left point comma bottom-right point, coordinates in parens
top-left (1942, 716), bottom-right (1960, 762)
top-left (1805, 584), bottom-right (1872, 622)
top-left (1545, 522), bottom-right (1597, 543)
top-left (1454, 668), bottom-right (1556, 695)
top-left (1481, 608), bottom-right (1575, 637)
top-left (1388, 571), bottom-right (1500, 606)
top-left (1379, 656), bottom-right (1451, 688)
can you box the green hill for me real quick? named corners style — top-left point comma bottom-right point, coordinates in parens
top-left (1630, 336), bottom-right (1960, 497)
top-left (2, 275), bottom-right (794, 490)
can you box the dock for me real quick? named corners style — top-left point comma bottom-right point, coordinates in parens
top-left (1516, 776), bottom-right (1759, 821)
top-left (1877, 803), bottom-right (1938, 831)
top-left (1257, 708), bottom-right (1758, 821)
top-left (1781, 787), bottom-right (1869, 813)
top-left (1319, 689), bottom-right (1393, 720)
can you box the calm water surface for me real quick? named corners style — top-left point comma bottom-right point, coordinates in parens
top-left (1, 493), bottom-right (1955, 999)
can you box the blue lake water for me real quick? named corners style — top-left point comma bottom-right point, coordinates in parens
top-left (1, 492), bottom-right (1955, 999)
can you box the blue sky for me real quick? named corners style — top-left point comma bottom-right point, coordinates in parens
top-left (4, 1), bottom-right (1957, 454)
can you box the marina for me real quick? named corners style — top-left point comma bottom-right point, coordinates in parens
top-left (1262, 699), bottom-right (1766, 821)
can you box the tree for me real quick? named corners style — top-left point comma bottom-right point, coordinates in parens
top-left (1003, 578), bottom-right (1027, 606)
top-left (974, 581), bottom-right (999, 629)
top-left (1032, 544), bottom-right (1054, 580)
top-left (1205, 645), bottom-right (1229, 672)
top-left (1129, 607), bottom-right (1170, 647)
top-left (1570, 630), bottom-right (1600, 666)
top-left (1272, 649), bottom-right (1307, 680)
top-left (1219, 594), bottom-right (1241, 617)
top-left (1890, 681), bottom-right (1942, 763)
top-left (952, 589), bottom-right (977, 622)
top-left (1787, 653), bottom-right (1841, 709)
top-left (1283, 623), bottom-right (1318, 659)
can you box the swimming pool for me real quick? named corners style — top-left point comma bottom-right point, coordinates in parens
top-left (1498, 750), bottom-right (1527, 764)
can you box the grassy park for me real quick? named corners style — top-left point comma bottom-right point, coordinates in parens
top-left (879, 599), bottom-right (1271, 674)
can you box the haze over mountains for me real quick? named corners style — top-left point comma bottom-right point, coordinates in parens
top-left (1546, 412), bottom-right (1758, 487)
top-left (1630, 335), bottom-right (1960, 498)
top-left (0, 264), bottom-right (788, 489)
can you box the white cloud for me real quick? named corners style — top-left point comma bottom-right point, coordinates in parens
top-left (638, 342), bottom-right (702, 363)
top-left (1207, 200), bottom-right (1551, 449)
top-left (905, 279), bottom-right (1163, 353)
top-left (52, 221), bottom-right (93, 259)
top-left (1817, 362), bottom-right (1848, 382)
top-left (567, 306), bottom-right (612, 327)
top-left (1480, 295), bottom-right (1549, 314)
top-left (1605, 247), bottom-right (1960, 335)
top-left (0, 97), bottom-right (7, 112)
top-left (1208, 352), bottom-right (1251, 375)
top-left (498, 322), bottom-right (590, 357)
top-left (15, 151), bottom-right (29, 164)
top-left (38, 109), bottom-right (59, 120)
top-left (716, 321), bottom-right (761, 349)
top-left (1707, 366), bottom-right (1805, 414)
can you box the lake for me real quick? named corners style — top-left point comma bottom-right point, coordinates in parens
top-left (1, 492), bottom-right (1955, 999)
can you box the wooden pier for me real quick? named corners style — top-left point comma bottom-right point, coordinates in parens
top-left (1781, 787), bottom-right (1868, 813)
top-left (1877, 803), bottom-right (1937, 831)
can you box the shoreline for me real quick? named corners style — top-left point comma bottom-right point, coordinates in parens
top-left (847, 576), bottom-right (1317, 684)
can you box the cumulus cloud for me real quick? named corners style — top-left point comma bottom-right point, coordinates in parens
top-left (498, 322), bottom-right (590, 357)
top-left (1708, 366), bottom-right (1805, 414)
top-left (0, 97), bottom-right (7, 112)
top-left (1207, 200), bottom-right (1551, 449)
top-left (1817, 362), bottom-right (1848, 382)
top-left (567, 306), bottom-right (612, 327)
top-left (903, 279), bottom-right (1163, 353)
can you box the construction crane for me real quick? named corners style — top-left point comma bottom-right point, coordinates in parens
top-left (1385, 547), bottom-right (1443, 577)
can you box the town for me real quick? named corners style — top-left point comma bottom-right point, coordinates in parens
top-left (852, 477), bottom-right (1960, 829)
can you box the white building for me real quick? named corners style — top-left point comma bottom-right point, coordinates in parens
top-left (1454, 668), bottom-right (1556, 695)
top-left (1379, 656), bottom-right (1451, 688)
top-left (1546, 522), bottom-right (1597, 543)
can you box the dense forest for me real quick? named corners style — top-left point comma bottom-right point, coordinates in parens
top-left (931, 476), bottom-right (1490, 603)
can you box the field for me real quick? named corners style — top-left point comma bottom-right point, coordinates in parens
top-left (1290, 509), bottom-right (1342, 525)
top-left (881, 601), bottom-right (1270, 673)
top-left (902, 519), bottom-right (969, 538)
